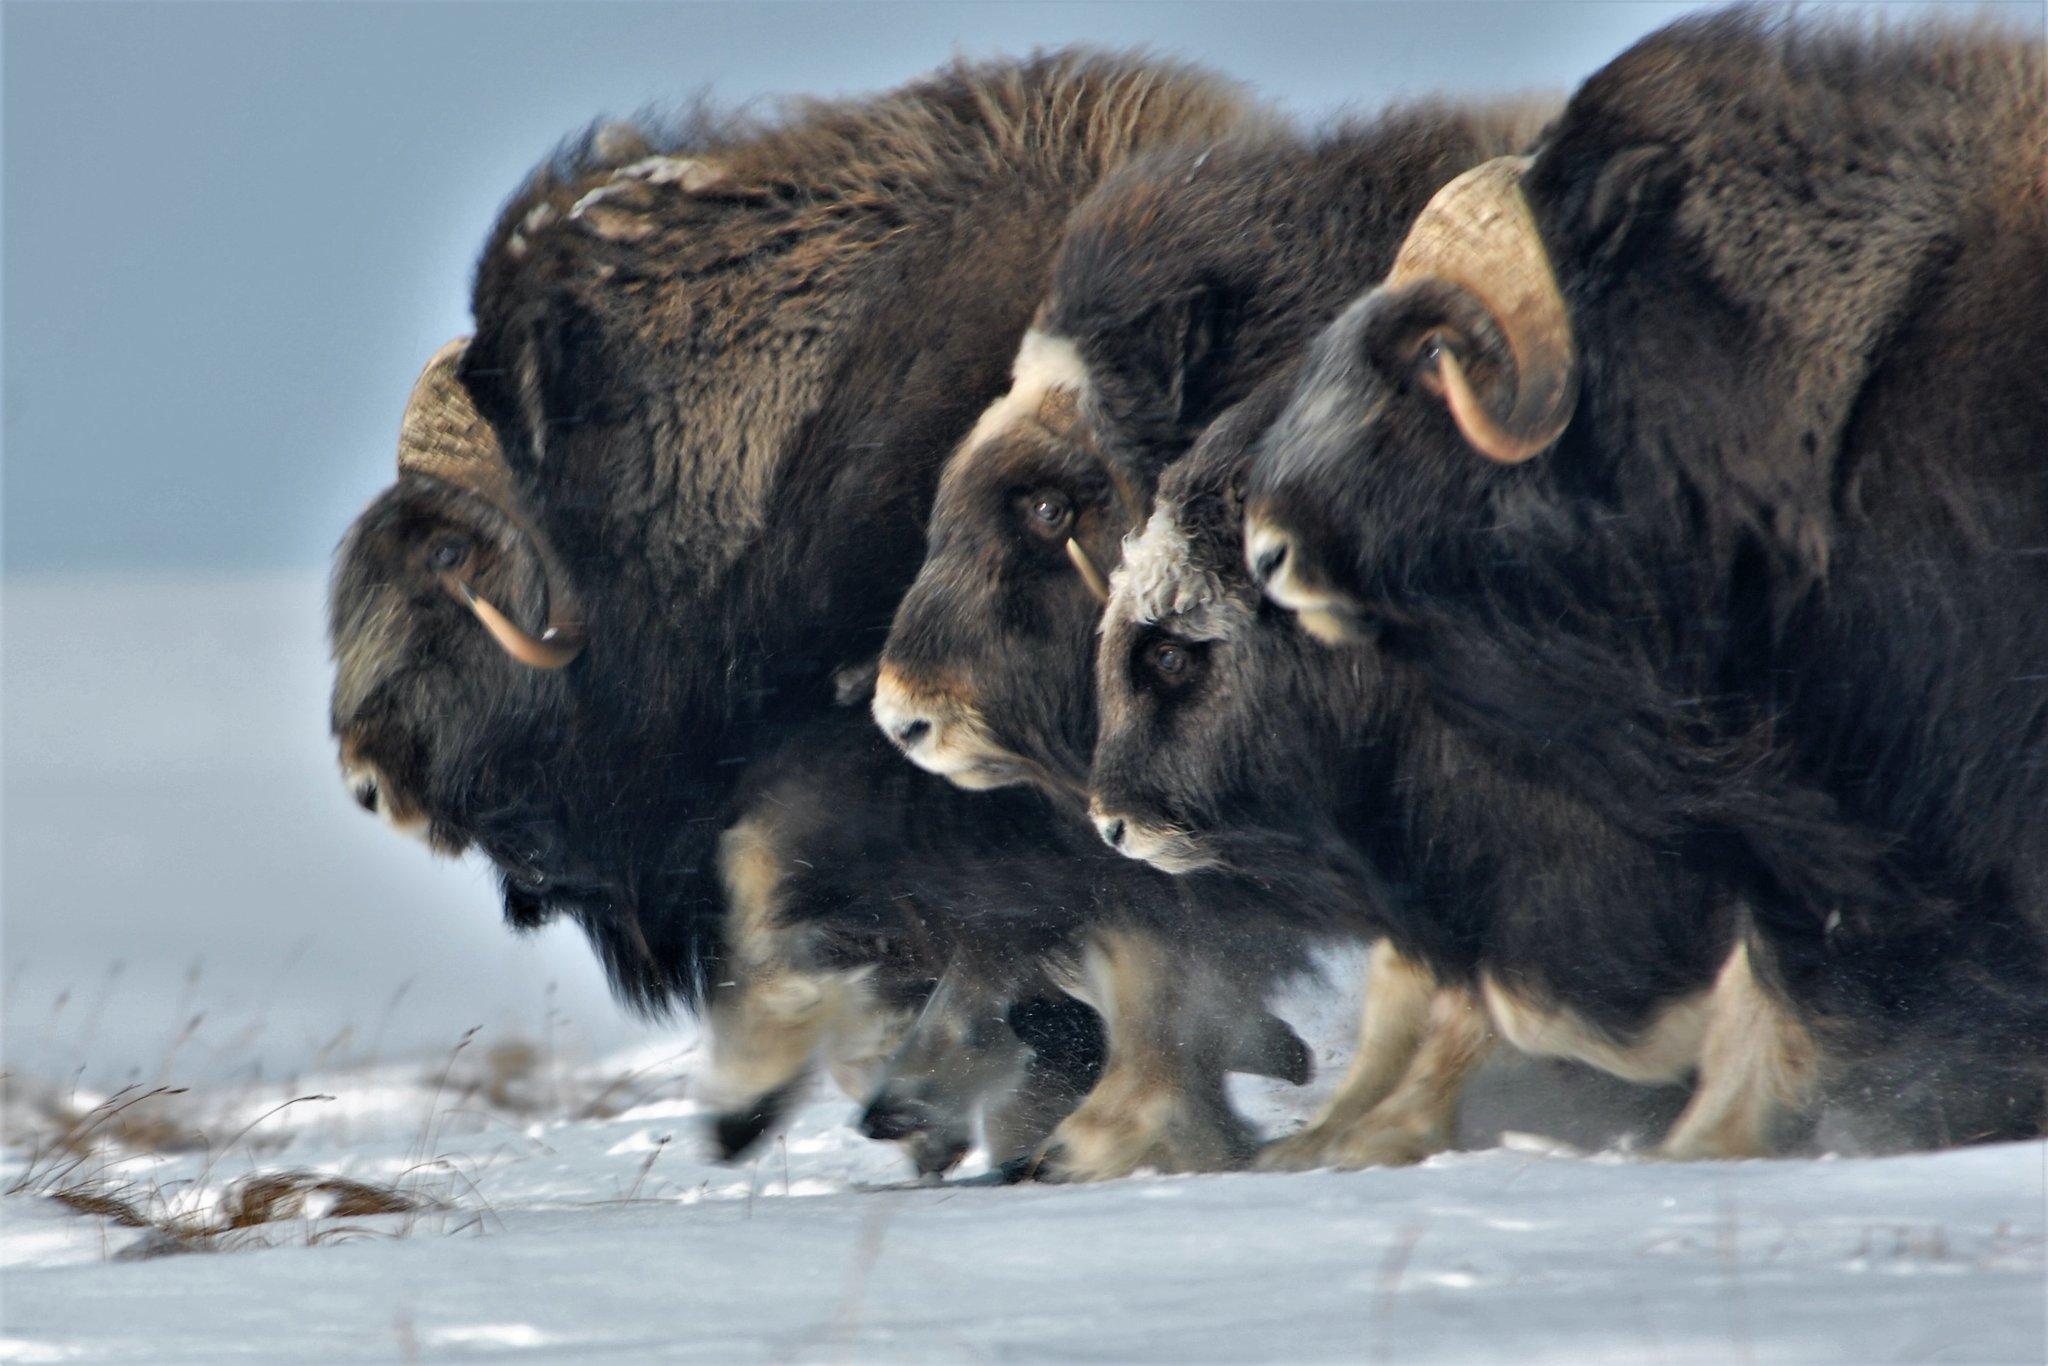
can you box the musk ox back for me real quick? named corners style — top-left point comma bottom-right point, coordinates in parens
top-left (1246, 11), bottom-right (2047, 1145)
top-left (329, 53), bottom-right (1253, 1012)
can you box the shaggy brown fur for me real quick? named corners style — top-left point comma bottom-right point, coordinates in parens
top-left (333, 51), bottom-right (1253, 1009)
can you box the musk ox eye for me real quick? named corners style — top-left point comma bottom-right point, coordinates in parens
top-left (1412, 335), bottom-right (1448, 393)
top-left (426, 537), bottom-right (472, 572)
top-left (1020, 489), bottom-right (1074, 539)
top-left (1145, 639), bottom-right (1202, 688)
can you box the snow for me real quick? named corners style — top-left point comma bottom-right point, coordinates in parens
top-left (4, 575), bottom-right (2044, 1362)
top-left (6, 1000), bottom-right (2043, 1362)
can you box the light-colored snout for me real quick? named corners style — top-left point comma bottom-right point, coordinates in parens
top-left (1087, 803), bottom-right (1216, 874)
top-left (1244, 514), bottom-right (1364, 647)
top-left (337, 739), bottom-right (430, 844)
top-left (870, 676), bottom-right (940, 760)
top-left (871, 664), bottom-right (1021, 791)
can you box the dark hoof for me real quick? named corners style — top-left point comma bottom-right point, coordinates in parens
top-left (858, 1098), bottom-right (922, 1143)
top-left (708, 1080), bottom-right (801, 1162)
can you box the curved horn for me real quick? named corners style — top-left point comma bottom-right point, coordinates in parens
top-left (440, 572), bottom-right (587, 670)
top-left (1387, 157), bottom-right (1577, 464)
top-left (1065, 538), bottom-right (1111, 603)
top-left (398, 339), bottom-right (588, 669)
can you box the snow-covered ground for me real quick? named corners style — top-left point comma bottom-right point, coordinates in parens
top-left (5, 1017), bottom-right (2043, 1364)
top-left (5, 576), bottom-right (2045, 1363)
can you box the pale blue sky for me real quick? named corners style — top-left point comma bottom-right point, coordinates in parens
top-left (2, 0), bottom-right (1999, 571)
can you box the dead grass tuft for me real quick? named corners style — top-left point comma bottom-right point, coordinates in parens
top-left (48, 1186), bottom-right (152, 1227)
top-left (217, 1169), bottom-right (435, 1227)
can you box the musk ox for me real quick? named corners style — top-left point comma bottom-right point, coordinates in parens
top-left (1247, 12), bottom-right (2047, 1145)
top-left (1091, 388), bottom-right (1804, 1165)
top-left (873, 100), bottom-right (1554, 1169)
top-left (328, 53), bottom-right (1305, 1171)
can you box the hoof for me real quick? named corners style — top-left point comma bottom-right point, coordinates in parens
top-left (1253, 1121), bottom-right (1442, 1173)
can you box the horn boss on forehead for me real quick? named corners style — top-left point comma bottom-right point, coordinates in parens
top-left (398, 340), bottom-right (587, 669)
top-left (1387, 156), bottom-right (1578, 465)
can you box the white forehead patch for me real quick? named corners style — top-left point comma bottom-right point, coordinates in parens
top-left (962, 329), bottom-right (1092, 453)
top-left (1109, 503), bottom-right (1246, 641)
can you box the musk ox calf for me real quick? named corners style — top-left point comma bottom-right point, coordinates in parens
top-left (1248, 12), bottom-right (2047, 1146)
top-left (329, 53), bottom-right (1310, 1170)
top-left (1089, 391), bottom-right (1784, 1165)
top-left (875, 99), bottom-right (1558, 1170)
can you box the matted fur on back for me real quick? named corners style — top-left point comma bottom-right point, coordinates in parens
top-left (465, 51), bottom-right (1257, 587)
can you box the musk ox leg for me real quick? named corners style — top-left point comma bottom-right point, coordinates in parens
top-left (1259, 950), bottom-right (1493, 1171)
top-left (1255, 941), bottom-right (1437, 1169)
top-left (983, 1049), bottom-right (1098, 1176)
top-left (1035, 928), bottom-right (1259, 1181)
top-left (1232, 1010), bottom-right (1316, 1086)
top-left (859, 967), bottom-right (1038, 1179)
top-left (1661, 942), bottom-right (1816, 1160)
top-left (704, 815), bottom-right (903, 1161)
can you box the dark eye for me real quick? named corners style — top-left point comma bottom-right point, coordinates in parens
top-left (1144, 638), bottom-right (1202, 689)
top-left (427, 537), bottom-right (471, 572)
top-left (1020, 489), bottom-right (1073, 540)
top-left (1412, 335), bottom-right (1447, 393)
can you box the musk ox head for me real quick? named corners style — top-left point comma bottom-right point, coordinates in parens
top-left (1087, 387), bottom-right (1377, 901)
top-left (873, 329), bottom-right (1132, 799)
top-left (330, 340), bottom-right (579, 855)
top-left (1243, 153), bottom-right (1584, 648)
top-left (330, 336), bottom-right (717, 1005)
top-left (869, 131), bottom-right (1322, 800)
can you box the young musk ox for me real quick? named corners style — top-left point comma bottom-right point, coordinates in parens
top-left (1247, 12), bottom-right (2048, 1146)
top-left (328, 55), bottom-right (1312, 1172)
top-left (874, 101), bottom-right (1566, 1169)
top-left (1091, 387), bottom-right (1795, 1165)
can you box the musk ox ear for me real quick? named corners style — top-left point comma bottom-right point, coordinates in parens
top-left (1574, 143), bottom-right (1684, 269)
top-left (1102, 283), bottom-right (1243, 490)
top-left (460, 293), bottom-right (611, 473)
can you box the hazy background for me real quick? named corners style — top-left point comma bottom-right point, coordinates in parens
top-left (4, 1), bottom-right (2011, 1085)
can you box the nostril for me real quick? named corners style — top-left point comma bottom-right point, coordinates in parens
top-left (895, 718), bottom-right (932, 749)
top-left (1100, 817), bottom-right (1126, 849)
top-left (1252, 539), bottom-right (1289, 586)
top-left (352, 780), bottom-right (380, 813)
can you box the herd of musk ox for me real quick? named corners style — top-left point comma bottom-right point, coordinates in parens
top-left (330, 9), bottom-right (2048, 1182)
